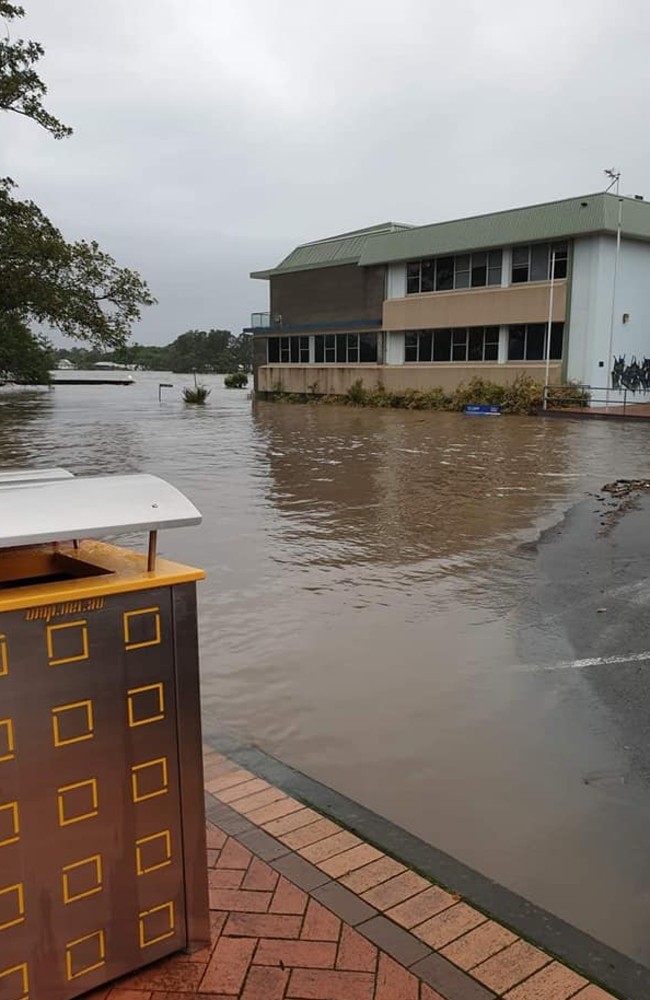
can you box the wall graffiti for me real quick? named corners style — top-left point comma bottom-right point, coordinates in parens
top-left (611, 355), bottom-right (650, 392)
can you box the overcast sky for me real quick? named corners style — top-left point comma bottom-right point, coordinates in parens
top-left (3, 0), bottom-right (650, 345)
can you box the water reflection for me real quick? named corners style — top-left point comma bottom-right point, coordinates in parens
top-left (254, 404), bottom-right (583, 569)
top-left (0, 384), bottom-right (148, 475)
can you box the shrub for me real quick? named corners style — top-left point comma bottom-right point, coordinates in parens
top-left (183, 384), bottom-right (210, 404)
top-left (499, 375), bottom-right (541, 414)
top-left (347, 379), bottom-right (367, 405)
top-left (224, 371), bottom-right (248, 388)
top-left (266, 376), bottom-right (589, 415)
top-left (545, 381), bottom-right (591, 408)
top-left (451, 377), bottom-right (506, 411)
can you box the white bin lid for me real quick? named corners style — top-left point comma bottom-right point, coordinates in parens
top-left (0, 471), bottom-right (202, 547)
top-left (0, 467), bottom-right (74, 487)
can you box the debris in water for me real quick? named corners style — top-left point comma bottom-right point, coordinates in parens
top-left (602, 479), bottom-right (650, 498)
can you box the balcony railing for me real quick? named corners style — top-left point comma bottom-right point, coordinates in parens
top-left (250, 312), bottom-right (271, 329)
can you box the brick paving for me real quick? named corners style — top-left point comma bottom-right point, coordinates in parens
top-left (93, 748), bottom-right (620, 1000)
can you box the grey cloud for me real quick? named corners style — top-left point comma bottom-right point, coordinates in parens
top-left (2, 0), bottom-right (650, 344)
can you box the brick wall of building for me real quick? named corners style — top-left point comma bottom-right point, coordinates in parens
top-left (270, 264), bottom-right (386, 326)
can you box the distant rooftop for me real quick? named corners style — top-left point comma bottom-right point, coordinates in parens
top-left (250, 222), bottom-right (413, 279)
top-left (252, 193), bottom-right (650, 279)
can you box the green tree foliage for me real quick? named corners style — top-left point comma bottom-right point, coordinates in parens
top-left (166, 330), bottom-right (234, 373)
top-left (0, 2), bottom-right (156, 383)
top-left (52, 331), bottom-right (253, 374)
top-left (0, 2), bottom-right (72, 139)
top-left (0, 313), bottom-right (52, 384)
top-left (0, 179), bottom-right (156, 349)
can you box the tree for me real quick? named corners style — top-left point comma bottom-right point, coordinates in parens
top-left (163, 330), bottom-right (252, 373)
top-left (0, 2), bottom-right (156, 382)
top-left (0, 313), bottom-right (52, 384)
top-left (166, 330), bottom-right (232, 373)
top-left (0, 2), bottom-right (72, 139)
top-left (0, 178), bottom-right (156, 349)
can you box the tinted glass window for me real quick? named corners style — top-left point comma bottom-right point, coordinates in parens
top-left (360, 333), bottom-right (377, 362)
top-left (550, 322), bottom-right (564, 359)
top-left (552, 244), bottom-right (568, 279)
top-left (419, 331), bottom-right (433, 361)
top-left (530, 245), bottom-right (549, 282)
top-left (455, 255), bottom-right (470, 289)
top-left (526, 323), bottom-right (546, 360)
top-left (404, 332), bottom-right (417, 362)
top-left (436, 258), bottom-right (454, 291)
top-left (487, 250), bottom-right (502, 285)
top-left (468, 329), bottom-right (484, 361)
top-left (433, 329), bottom-right (452, 361)
top-left (484, 327), bottom-right (499, 361)
top-left (508, 326), bottom-right (525, 360)
top-left (512, 246), bottom-right (529, 283)
top-left (471, 253), bottom-right (487, 288)
top-left (451, 330), bottom-right (467, 361)
top-left (421, 259), bottom-right (435, 292)
top-left (406, 261), bottom-right (420, 294)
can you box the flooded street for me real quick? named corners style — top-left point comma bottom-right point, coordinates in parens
top-left (3, 372), bottom-right (650, 964)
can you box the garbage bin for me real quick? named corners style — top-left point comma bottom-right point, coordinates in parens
top-left (0, 470), bottom-right (210, 1000)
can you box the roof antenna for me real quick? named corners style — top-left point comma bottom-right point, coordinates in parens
top-left (604, 168), bottom-right (621, 195)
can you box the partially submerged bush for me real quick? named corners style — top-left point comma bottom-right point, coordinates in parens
top-left (183, 384), bottom-right (210, 404)
top-left (347, 379), bottom-right (368, 405)
top-left (269, 375), bottom-right (590, 414)
top-left (224, 371), bottom-right (248, 388)
top-left (545, 381), bottom-right (591, 408)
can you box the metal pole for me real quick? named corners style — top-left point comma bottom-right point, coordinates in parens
top-left (606, 194), bottom-right (623, 408)
top-left (543, 251), bottom-right (556, 411)
top-left (147, 530), bottom-right (158, 572)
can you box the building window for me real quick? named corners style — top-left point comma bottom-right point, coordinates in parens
top-left (404, 327), bottom-right (500, 362)
top-left (406, 250), bottom-right (503, 294)
top-left (313, 333), bottom-right (377, 364)
top-left (511, 243), bottom-right (568, 284)
top-left (267, 336), bottom-right (309, 363)
top-left (507, 323), bottom-right (564, 361)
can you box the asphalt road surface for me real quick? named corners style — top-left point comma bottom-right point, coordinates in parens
top-left (517, 487), bottom-right (650, 965)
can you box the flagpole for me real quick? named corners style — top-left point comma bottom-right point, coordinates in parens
top-left (543, 250), bottom-right (556, 411)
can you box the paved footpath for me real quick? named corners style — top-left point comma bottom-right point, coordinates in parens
top-left (98, 748), bottom-right (619, 1000)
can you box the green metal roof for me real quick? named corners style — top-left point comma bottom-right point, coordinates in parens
top-left (359, 193), bottom-right (650, 265)
top-left (250, 222), bottom-right (413, 279)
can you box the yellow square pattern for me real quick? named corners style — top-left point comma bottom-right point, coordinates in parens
top-left (131, 757), bottom-right (168, 803)
top-left (139, 901), bottom-right (175, 948)
top-left (0, 635), bottom-right (7, 678)
top-left (46, 620), bottom-right (89, 666)
top-left (0, 719), bottom-right (15, 763)
top-left (52, 700), bottom-right (94, 747)
top-left (123, 607), bottom-right (161, 650)
top-left (0, 801), bottom-right (19, 848)
top-left (0, 963), bottom-right (28, 1000)
top-left (65, 929), bottom-right (106, 981)
top-left (0, 883), bottom-right (25, 932)
top-left (62, 855), bottom-right (103, 904)
top-left (57, 778), bottom-right (99, 827)
top-left (135, 830), bottom-right (172, 875)
top-left (127, 683), bottom-right (165, 727)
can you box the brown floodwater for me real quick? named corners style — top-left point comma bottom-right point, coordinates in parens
top-left (3, 372), bottom-right (650, 963)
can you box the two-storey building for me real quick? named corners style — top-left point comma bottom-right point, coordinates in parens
top-left (248, 193), bottom-right (650, 403)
